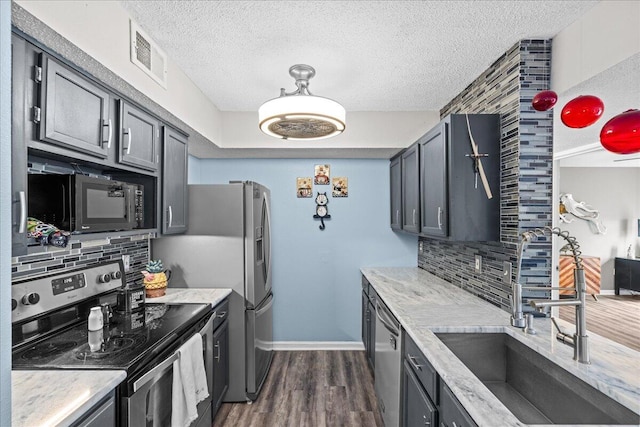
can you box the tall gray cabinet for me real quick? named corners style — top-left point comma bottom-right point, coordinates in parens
top-left (390, 156), bottom-right (402, 231)
top-left (162, 127), bottom-right (189, 234)
top-left (401, 143), bottom-right (420, 233)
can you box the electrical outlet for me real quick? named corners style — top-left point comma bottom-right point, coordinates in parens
top-left (122, 255), bottom-right (131, 272)
top-left (475, 255), bottom-right (482, 272)
top-left (503, 261), bottom-right (512, 283)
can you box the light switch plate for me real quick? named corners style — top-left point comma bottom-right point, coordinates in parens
top-left (503, 261), bottom-right (512, 283)
top-left (475, 255), bottom-right (482, 272)
top-left (122, 255), bottom-right (131, 272)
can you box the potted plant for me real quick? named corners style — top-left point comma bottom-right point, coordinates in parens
top-left (142, 259), bottom-right (171, 298)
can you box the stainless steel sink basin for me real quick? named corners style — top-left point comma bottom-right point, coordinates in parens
top-left (435, 333), bottom-right (639, 425)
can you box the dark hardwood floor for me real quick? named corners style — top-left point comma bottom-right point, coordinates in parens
top-left (213, 351), bottom-right (383, 427)
top-left (559, 295), bottom-right (640, 351)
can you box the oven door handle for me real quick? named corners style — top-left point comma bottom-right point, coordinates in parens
top-left (133, 351), bottom-right (178, 392)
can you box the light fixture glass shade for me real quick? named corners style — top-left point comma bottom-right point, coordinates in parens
top-left (259, 95), bottom-right (346, 140)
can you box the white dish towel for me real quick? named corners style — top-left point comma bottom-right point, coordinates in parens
top-left (171, 333), bottom-right (210, 427)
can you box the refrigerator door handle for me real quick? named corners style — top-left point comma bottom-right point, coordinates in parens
top-left (255, 292), bottom-right (274, 317)
top-left (262, 191), bottom-right (272, 290)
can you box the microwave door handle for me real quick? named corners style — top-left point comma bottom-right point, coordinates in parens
top-left (17, 191), bottom-right (26, 233)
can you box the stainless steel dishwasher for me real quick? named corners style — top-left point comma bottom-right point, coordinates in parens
top-left (374, 298), bottom-right (402, 427)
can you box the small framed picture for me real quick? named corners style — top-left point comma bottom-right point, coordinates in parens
top-left (296, 177), bottom-right (312, 198)
top-left (332, 177), bottom-right (348, 197)
top-left (314, 164), bottom-right (330, 185)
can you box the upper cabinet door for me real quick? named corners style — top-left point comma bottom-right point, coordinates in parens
top-left (161, 126), bottom-right (188, 234)
top-left (401, 144), bottom-right (420, 233)
top-left (390, 155), bottom-right (402, 230)
top-left (119, 100), bottom-right (160, 171)
top-left (420, 123), bottom-right (448, 237)
top-left (39, 54), bottom-right (111, 158)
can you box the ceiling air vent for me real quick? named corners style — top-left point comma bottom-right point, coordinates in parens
top-left (130, 20), bottom-right (167, 89)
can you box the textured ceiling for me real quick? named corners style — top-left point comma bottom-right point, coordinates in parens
top-left (121, 1), bottom-right (598, 113)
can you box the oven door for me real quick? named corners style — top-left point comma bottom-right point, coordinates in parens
top-left (124, 314), bottom-right (214, 427)
top-left (76, 175), bottom-right (134, 233)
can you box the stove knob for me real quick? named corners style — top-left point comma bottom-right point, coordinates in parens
top-left (98, 274), bottom-right (111, 284)
top-left (22, 293), bottom-right (40, 305)
top-left (11, 299), bottom-right (17, 311)
top-left (110, 271), bottom-right (122, 280)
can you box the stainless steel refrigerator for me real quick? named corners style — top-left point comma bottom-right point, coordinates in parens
top-left (152, 181), bottom-right (273, 402)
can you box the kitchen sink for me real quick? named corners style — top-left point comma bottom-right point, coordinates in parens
top-left (435, 333), bottom-right (639, 425)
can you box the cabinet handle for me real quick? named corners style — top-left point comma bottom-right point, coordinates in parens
top-left (214, 340), bottom-right (221, 362)
top-left (423, 414), bottom-right (431, 426)
top-left (396, 210), bottom-right (399, 225)
top-left (408, 354), bottom-right (423, 371)
top-left (437, 207), bottom-right (442, 230)
top-left (452, 423), bottom-right (458, 427)
top-left (168, 205), bottom-right (173, 228)
top-left (17, 191), bottom-right (27, 233)
top-left (123, 128), bottom-right (132, 154)
top-left (412, 209), bottom-right (416, 226)
top-left (217, 311), bottom-right (227, 318)
top-left (103, 119), bottom-right (113, 149)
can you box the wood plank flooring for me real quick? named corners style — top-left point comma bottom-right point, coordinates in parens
top-left (559, 295), bottom-right (640, 351)
top-left (212, 351), bottom-right (383, 427)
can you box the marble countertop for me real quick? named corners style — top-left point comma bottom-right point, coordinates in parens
top-left (361, 267), bottom-right (640, 427)
top-left (147, 287), bottom-right (232, 307)
top-left (12, 370), bottom-right (126, 427)
top-left (11, 288), bottom-right (231, 426)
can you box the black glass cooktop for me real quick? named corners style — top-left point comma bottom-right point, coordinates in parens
top-left (12, 303), bottom-right (210, 373)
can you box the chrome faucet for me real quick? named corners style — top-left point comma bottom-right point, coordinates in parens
top-left (510, 226), bottom-right (590, 364)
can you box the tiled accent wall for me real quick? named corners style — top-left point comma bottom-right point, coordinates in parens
top-left (418, 40), bottom-right (553, 311)
top-left (11, 234), bottom-right (153, 284)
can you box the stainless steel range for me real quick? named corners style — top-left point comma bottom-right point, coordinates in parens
top-left (11, 260), bottom-right (214, 427)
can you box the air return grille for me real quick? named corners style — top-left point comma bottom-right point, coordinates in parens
top-left (130, 20), bottom-right (167, 88)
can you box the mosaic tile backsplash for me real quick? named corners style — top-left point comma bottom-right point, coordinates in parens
top-left (419, 39), bottom-right (553, 311)
top-left (11, 234), bottom-right (153, 285)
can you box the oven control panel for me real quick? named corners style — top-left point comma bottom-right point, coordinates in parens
top-left (11, 260), bottom-right (125, 323)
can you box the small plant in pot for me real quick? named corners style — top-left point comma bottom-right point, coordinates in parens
top-left (142, 259), bottom-right (171, 298)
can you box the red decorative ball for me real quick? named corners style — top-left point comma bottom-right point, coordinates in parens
top-left (600, 109), bottom-right (640, 154)
top-left (560, 95), bottom-right (604, 128)
top-left (532, 90), bottom-right (558, 111)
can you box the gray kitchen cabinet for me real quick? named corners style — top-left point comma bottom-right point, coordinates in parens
top-left (71, 391), bottom-right (116, 427)
top-left (212, 300), bottom-right (230, 415)
top-left (401, 143), bottom-right (420, 233)
top-left (439, 383), bottom-right (477, 427)
top-left (38, 53), bottom-right (112, 159)
top-left (419, 124), bottom-right (447, 237)
top-left (420, 114), bottom-right (500, 241)
top-left (402, 360), bottom-right (437, 427)
top-left (361, 276), bottom-right (376, 371)
top-left (614, 257), bottom-right (640, 295)
top-left (11, 35), bottom-right (28, 255)
top-left (402, 331), bottom-right (438, 427)
top-left (390, 155), bottom-right (402, 230)
top-left (119, 100), bottom-right (161, 172)
top-left (162, 126), bottom-right (189, 234)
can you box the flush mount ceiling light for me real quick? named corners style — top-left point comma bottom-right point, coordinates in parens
top-left (258, 64), bottom-right (346, 140)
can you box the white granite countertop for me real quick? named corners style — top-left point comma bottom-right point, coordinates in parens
top-left (147, 287), bottom-right (232, 307)
top-left (361, 267), bottom-right (640, 427)
top-left (11, 288), bottom-right (231, 427)
top-left (12, 370), bottom-right (126, 427)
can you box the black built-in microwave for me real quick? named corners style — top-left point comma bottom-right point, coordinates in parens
top-left (28, 174), bottom-right (144, 233)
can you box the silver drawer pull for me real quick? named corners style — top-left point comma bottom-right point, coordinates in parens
top-left (217, 311), bottom-right (227, 318)
top-left (214, 341), bottom-right (221, 362)
top-left (408, 354), bottom-right (423, 371)
top-left (423, 414), bottom-right (430, 426)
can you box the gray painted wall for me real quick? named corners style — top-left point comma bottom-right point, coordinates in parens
top-left (1, 0), bottom-right (13, 423)
top-left (558, 167), bottom-right (640, 291)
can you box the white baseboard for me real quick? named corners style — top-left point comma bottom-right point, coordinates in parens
top-left (599, 290), bottom-right (616, 296)
top-left (273, 341), bottom-right (365, 351)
